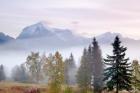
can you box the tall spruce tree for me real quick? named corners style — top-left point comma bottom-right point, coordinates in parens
top-left (87, 45), bottom-right (93, 78)
top-left (0, 65), bottom-right (6, 81)
top-left (104, 36), bottom-right (132, 93)
top-left (91, 38), bottom-right (104, 93)
top-left (77, 48), bottom-right (91, 93)
top-left (64, 53), bottom-right (77, 85)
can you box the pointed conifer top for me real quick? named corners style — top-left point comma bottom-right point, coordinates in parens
top-left (92, 37), bottom-right (98, 47)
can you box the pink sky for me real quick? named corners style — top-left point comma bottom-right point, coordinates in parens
top-left (0, 0), bottom-right (140, 39)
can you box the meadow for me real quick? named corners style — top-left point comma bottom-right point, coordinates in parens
top-left (0, 82), bottom-right (139, 93)
top-left (0, 82), bottom-right (48, 93)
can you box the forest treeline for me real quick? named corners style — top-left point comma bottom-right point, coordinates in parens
top-left (0, 36), bottom-right (140, 93)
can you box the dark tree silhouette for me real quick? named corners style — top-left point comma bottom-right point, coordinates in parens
top-left (104, 36), bottom-right (132, 93)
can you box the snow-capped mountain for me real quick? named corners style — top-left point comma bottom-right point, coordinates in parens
top-left (96, 32), bottom-right (122, 44)
top-left (0, 32), bottom-right (14, 44)
top-left (16, 22), bottom-right (89, 47)
top-left (1, 22), bottom-right (140, 51)
top-left (17, 22), bottom-right (55, 39)
top-left (95, 32), bottom-right (140, 46)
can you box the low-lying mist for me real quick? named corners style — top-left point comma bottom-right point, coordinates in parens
top-left (0, 42), bottom-right (140, 78)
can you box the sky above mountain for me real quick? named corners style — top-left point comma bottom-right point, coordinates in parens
top-left (0, 0), bottom-right (140, 39)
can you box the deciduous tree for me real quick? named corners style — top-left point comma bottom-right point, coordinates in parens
top-left (25, 52), bottom-right (43, 83)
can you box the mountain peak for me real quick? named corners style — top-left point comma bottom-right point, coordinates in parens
top-left (101, 32), bottom-right (122, 37)
top-left (16, 22), bottom-right (89, 46)
top-left (17, 22), bottom-right (54, 39)
top-left (96, 32), bottom-right (122, 44)
top-left (0, 32), bottom-right (14, 43)
top-left (34, 21), bottom-right (49, 28)
top-left (17, 21), bottom-right (78, 40)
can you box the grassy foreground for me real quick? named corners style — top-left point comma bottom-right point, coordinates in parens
top-left (0, 82), bottom-right (80, 93)
top-left (0, 82), bottom-right (139, 93)
top-left (0, 82), bottom-right (48, 93)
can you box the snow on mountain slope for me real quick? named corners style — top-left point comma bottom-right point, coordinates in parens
top-left (0, 32), bottom-right (14, 44)
top-left (16, 22), bottom-right (89, 47)
top-left (1, 22), bottom-right (140, 51)
top-left (17, 22), bottom-right (55, 39)
top-left (96, 32), bottom-right (122, 44)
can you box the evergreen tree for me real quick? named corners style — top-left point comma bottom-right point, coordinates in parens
top-left (91, 38), bottom-right (104, 93)
top-left (87, 45), bottom-right (93, 79)
top-left (12, 64), bottom-right (29, 82)
top-left (64, 53), bottom-right (77, 85)
top-left (77, 48), bottom-right (91, 93)
top-left (0, 65), bottom-right (6, 81)
top-left (132, 60), bottom-right (140, 91)
top-left (104, 36), bottom-right (132, 93)
top-left (64, 59), bottom-right (69, 84)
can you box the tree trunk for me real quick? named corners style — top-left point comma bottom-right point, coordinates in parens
top-left (116, 83), bottom-right (118, 93)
